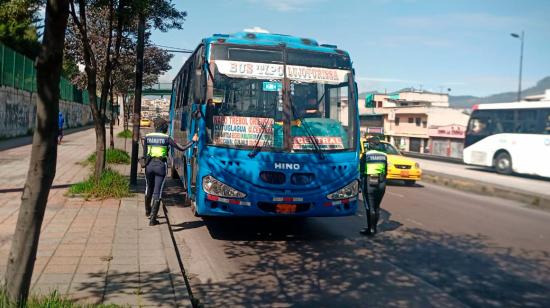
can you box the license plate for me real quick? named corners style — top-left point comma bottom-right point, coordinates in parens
top-left (276, 204), bottom-right (297, 214)
top-left (400, 170), bottom-right (410, 177)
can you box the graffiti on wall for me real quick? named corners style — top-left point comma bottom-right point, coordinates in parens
top-left (0, 86), bottom-right (93, 138)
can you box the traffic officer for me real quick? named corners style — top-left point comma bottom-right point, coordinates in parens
top-left (359, 135), bottom-right (388, 235)
top-left (142, 117), bottom-right (198, 226)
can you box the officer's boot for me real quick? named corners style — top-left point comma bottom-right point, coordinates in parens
top-left (149, 199), bottom-right (161, 226)
top-left (144, 195), bottom-right (152, 217)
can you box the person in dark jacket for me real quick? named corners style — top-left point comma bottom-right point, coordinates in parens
top-left (142, 117), bottom-right (198, 225)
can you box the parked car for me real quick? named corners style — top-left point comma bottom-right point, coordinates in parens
top-left (140, 118), bottom-right (151, 127)
top-left (361, 140), bottom-right (422, 186)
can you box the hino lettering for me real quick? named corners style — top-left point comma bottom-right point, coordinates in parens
top-left (274, 163), bottom-right (301, 170)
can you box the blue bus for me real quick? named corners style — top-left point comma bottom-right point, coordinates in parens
top-left (168, 32), bottom-right (359, 217)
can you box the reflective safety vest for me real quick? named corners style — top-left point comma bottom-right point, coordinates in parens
top-left (145, 132), bottom-right (169, 158)
top-left (363, 150), bottom-right (387, 175)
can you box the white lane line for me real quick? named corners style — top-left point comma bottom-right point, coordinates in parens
top-left (388, 191), bottom-right (405, 198)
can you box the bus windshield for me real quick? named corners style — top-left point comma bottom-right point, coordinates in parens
top-left (206, 46), bottom-right (356, 153)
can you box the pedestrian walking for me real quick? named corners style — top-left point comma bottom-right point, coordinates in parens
top-left (58, 111), bottom-right (65, 144)
top-left (142, 117), bottom-right (198, 225)
top-left (359, 136), bottom-right (388, 235)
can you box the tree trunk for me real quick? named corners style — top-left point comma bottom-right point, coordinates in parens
top-left (4, 0), bottom-right (69, 305)
top-left (130, 12), bottom-right (145, 185)
top-left (109, 81), bottom-right (115, 149)
top-left (123, 94), bottom-right (128, 131)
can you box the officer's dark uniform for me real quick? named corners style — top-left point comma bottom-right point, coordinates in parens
top-left (359, 137), bottom-right (388, 235)
top-left (142, 120), bottom-right (195, 225)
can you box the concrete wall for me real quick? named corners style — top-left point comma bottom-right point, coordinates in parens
top-left (0, 86), bottom-right (93, 138)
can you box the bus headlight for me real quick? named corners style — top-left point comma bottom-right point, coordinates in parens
top-left (326, 180), bottom-right (359, 200)
top-left (202, 175), bottom-right (246, 198)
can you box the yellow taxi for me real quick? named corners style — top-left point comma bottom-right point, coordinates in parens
top-left (361, 139), bottom-right (422, 186)
top-left (140, 118), bottom-right (151, 127)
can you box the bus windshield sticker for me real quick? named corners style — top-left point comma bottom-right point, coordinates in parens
top-left (216, 60), bottom-right (348, 84)
top-left (262, 81), bottom-right (282, 92)
top-left (293, 136), bottom-right (344, 150)
top-left (212, 116), bottom-right (274, 147)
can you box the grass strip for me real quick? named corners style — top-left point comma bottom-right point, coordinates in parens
top-left (1, 288), bottom-right (123, 308)
top-left (117, 129), bottom-right (132, 139)
top-left (67, 168), bottom-right (131, 200)
top-left (86, 148), bottom-right (130, 165)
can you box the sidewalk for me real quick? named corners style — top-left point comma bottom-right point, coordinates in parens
top-left (0, 126), bottom-right (191, 307)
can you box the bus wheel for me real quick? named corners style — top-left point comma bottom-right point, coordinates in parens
top-left (495, 152), bottom-right (513, 175)
top-left (404, 180), bottom-right (416, 186)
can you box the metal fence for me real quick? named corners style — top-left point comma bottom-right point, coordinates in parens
top-left (0, 42), bottom-right (91, 104)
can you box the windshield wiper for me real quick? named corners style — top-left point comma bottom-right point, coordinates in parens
top-left (290, 98), bottom-right (325, 160)
top-left (248, 120), bottom-right (270, 158)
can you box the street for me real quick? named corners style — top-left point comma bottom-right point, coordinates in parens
top-left (412, 157), bottom-right (550, 198)
top-left (162, 175), bottom-right (550, 307)
top-left (1, 127), bottom-right (550, 307)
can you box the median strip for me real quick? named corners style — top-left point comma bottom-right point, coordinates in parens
top-left (420, 170), bottom-right (550, 211)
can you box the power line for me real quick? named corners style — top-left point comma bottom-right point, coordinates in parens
top-left (152, 44), bottom-right (193, 53)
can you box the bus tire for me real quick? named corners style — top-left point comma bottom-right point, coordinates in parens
top-left (404, 180), bottom-right (416, 186)
top-left (494, 152), bottom-right (513, 175)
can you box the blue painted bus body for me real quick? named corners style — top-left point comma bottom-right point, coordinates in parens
top-left (169, 32), bottom-right (360, 217)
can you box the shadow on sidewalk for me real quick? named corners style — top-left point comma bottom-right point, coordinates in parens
top-left (73, 270), bottom-right (178, 305)
top-left (0, 183), bottom-right (75, 194)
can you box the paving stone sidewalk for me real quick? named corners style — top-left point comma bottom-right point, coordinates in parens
top-left (0, 126), bottom-right (191, 307)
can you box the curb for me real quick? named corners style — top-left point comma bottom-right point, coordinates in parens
top-left (421, 170), bottom-right (550, 211)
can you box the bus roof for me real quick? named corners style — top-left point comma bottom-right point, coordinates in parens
top-left (475, 101), bottom-right (550, 110)
top-left (203, 32), bottom-right (349, 56)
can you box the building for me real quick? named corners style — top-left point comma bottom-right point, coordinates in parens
top-left (142, 98), bottom-right (170, 120)
top-left (360, 89), bottom-right (469, 157)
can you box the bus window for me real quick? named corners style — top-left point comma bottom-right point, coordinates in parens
top-left (517, 109), bottom-right (538, 133)
top-left (468, 118), bottom-right (489, 135)
top-left (543, 110), bottom-right (550, 134)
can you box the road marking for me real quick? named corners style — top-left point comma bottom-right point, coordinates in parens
top-left (406, 218), bottom-right (425, 226)
top-left (388, 191), bottom-right (405, 198)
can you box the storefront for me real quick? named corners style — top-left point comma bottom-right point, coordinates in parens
top-left (428, 124), bottom-right (466, 158)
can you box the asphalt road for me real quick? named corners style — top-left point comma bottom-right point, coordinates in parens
top-left (411, 157), bottom-right (550, 198)
top-left (162, 180), bottom-right (550, 307)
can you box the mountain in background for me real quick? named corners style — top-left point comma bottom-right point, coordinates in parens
top-left (449, 76), bottom-right (550, 107)
top-left (358, 76), bottom-right (550, 108)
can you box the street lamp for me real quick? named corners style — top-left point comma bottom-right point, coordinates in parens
top-left (510, 31), bottom-right (524, 102)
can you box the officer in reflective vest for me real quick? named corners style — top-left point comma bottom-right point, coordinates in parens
top-left (142, 118), bottom-right (198, 225)
top-left (359, 136), bottom-right (387, 235)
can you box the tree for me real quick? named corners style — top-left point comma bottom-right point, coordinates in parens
top-left (0, 0), bottom-right (43, 58)
top-left (67, 0), bottom-right (127, 181)
top-left (4, 0), bottom-right (70, 305)
top-left (66, 0), bottom-right (183, 181)
top-left (129, 0), bottom-right (186, 184)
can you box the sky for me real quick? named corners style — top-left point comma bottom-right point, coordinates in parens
top-left (151, 0), bottom-right (550, 97)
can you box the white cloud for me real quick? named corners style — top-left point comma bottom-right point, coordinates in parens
top-left (243, 26), bottom-right (270, 33)
top-left (244, 0), bottom-right (325, 12)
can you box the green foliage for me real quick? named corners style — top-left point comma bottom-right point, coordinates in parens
top-left (86, 148), bottom-right (131, 165)
top-left (68, 168), bottom-right (131, 199)
top-left (117, 129), bottom-right (132, 138)
top-left (0, 287), bottom-right (123, 307)
top-left (0, 0), bottom-right (42, 58)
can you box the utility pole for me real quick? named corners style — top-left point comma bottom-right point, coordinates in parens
top-left (130, 12), bottom-right (145, 185)
top-left (510, 31), bottom-right (524, 102)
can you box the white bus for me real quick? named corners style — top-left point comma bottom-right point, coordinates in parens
top-left (463, 101), bottom-right (550, 177)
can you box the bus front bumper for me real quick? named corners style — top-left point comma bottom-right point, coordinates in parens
top-left (199, 194), bottom-right (358, 217)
